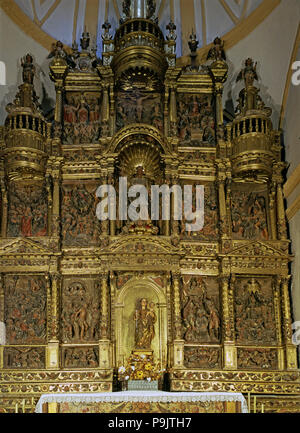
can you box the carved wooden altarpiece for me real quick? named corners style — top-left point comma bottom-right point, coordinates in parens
top-left (0, 0), bottom-right (299, 413)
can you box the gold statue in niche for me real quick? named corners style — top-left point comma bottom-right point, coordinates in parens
top-left (134, 298), bottom-right (157, 350)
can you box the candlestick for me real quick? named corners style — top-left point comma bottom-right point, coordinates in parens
top-left (254, 396), bottom-right (257, 414)
top-left (262, 403), bottom-right (264, 414)
top-left (247, 392), bottom-right (250, 412)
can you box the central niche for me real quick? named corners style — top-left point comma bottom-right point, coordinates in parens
top-left (115, 136), bottom-right (165, 235)
top-left (114, 277), bottom-right (168, 368)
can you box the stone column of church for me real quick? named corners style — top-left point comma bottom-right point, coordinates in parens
top-left (46, 273), bottom-right (61, 369)
top-left (99, 272), bottom-right (111, 369)
top-left (221, 270), bottom-right (237, 369)
top-left (274, 163), bottom-right (287, 240)
top-left (0, 177), bottom-right (8, 238)
top-left (0, 274), bottom-right (4, 368)
top-left (280, 276), bottom-right (298, 370)
top-left (172, 273), bottom-right (184, 368)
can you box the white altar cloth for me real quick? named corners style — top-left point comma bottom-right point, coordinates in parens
top-left (35, 391), bottom-right (249, 413)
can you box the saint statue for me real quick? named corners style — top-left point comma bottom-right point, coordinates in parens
top-left (21, 54), bottom-right (35, 85)
top-left (134, 298), bottom-right (156, 349)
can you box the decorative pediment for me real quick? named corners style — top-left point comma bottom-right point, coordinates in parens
top-left (103, 236), bottom-right (181, 256)
top-left (0, 238), bottom-right (53, 255)
top-left (226, 241), bottom-right (290, 259)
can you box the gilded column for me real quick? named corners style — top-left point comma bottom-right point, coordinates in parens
top-left (164, 174), bottom-right (171, 236)
top-left (169, 86), bottom-right (177, 136)
top-left (221, 271), bottom-right (237, 369)
top-left (280, 276), bottom-right (298, 370)
top-left (0, 178), bottom-right (8, 238)
top-left (216, 161), bottom-right (229, 239)
top-left (0, 273), bottom-right (4, 367)
top-left (51, 159), bottom-right (63, 238)
top-left (172, 272), bottom-right (184, 368)
top-left (46, 273), bottom-right (61, 369)
top-left (101, 85), bottom-right (110, 137)
top-left (272, 277), bottom-right (284, 370)
top-left (109, 82), bottom-right (115, 137)
top-left (108, 173), bottom-right (116, 236)
top-left (215, 83), bottom-right (224, 126)
top-left (171, 175), bottom-right (180, 236)
top-left (46, 174), bottom-right (53, 237)
top-left (99, 272), bottom-right (111, 369)
top-left (269, 183), bottom-right (277, 240)
top-left (54, 82), bottom-right (63, 124)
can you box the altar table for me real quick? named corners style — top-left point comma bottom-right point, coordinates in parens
top-left (35, 391), bottom-right (248, 413)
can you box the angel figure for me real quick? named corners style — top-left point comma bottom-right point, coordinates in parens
top-left (207, 37), bottom-right (226, 62)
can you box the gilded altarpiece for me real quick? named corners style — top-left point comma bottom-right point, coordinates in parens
top-left (0, 4), bottom-right (299, 413)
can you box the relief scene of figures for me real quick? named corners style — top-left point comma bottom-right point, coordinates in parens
top-left (4, 275), bottom-right (47, 345)
top-left (116, 90), bottom-right (163, 132)
top-left (61, 280), bottom-right (100, 343)
top-left (180, 184), bottom-right (218, 241)
top-left (177, 94), bottom-right (216, 146)
top-left (63, 92), bottom-right (101, 144)
top-left (231, 189), bottom-right (269, 240)
top-left (7, 183), bottom-right (48, 237)
top-left (182, 276), bottom-right (220, 344)
top-left (61, 184), bottom-right (100, 246)
top-left (234, 277), bottom-right (277, 345)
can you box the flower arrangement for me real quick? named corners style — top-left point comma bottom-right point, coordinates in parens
top-left (118, 353), bottom-right (165, 383)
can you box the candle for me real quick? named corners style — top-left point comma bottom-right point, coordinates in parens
top-left (254, 396), bottom-right (257, 414)
top-left (22, 399), bottom-right (25, 413)
top-left (15, 403), bottom-right (18, 413)
top-left (248, 392), bottom-right (250, 412)
top-left (262, 404), bottom-right (264, 414)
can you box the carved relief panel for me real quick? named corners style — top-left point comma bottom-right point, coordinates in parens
top-left (4, 347), bottom-right (45, 369)
top-left (63, 92), bottom-right (101, 144)
top-left (177, 93), bottom-right (216, 146)
top-left (180, 183), bottom-right (218, 241)
top-left (237, 348), bottom-right (278, 370)
top-left (62, 347), bottom-right (99, 369)
top-left (61, 183), bottom-right (100, 246)
top-left (61, 277), bottom-right (100, 343)
top-left (231, 183), bottom-right (269, 241)
top-left (234, 277), bottom-right (277, 345)
top-left (116, 88), bottom-right (163, 132)
top-left (182, 276), bottom-right (221, 344)
top-left (184, 347), bottom-right (221, 369)
top-left (7, 182), bottom-right (48, 237)
top-left (4, 275), bottom-right (47, 345)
